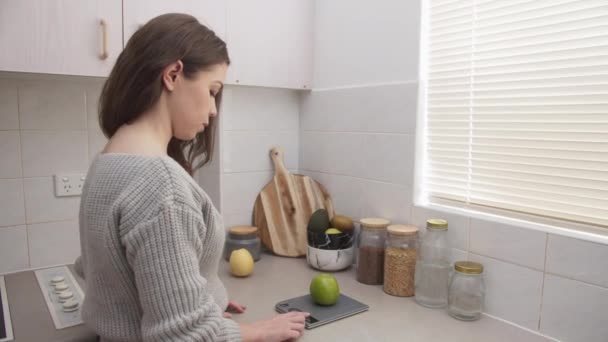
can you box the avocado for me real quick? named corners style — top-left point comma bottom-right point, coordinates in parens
top-left (331, 215), bottom-right (354, 233)
top-left (308, 209), bottom-right (330, 233)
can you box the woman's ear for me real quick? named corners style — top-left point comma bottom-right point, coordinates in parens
top-left (162, 60), bottom-right (184, 92)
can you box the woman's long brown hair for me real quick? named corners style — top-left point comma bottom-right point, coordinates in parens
top-left (99, 13), bottom-right (230, 174)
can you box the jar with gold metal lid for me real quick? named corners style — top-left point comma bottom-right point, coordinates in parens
top-left (448, 261), bottom-right (485, 321)
top-left (415, 218), bottom-right (451, 308)
top-left (224, 226), bottom-right (262, 262)
top-left (356, 218), bottom-right (390, 285)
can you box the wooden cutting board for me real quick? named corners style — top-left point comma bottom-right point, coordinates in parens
top-left (253, 147), bottom-right (334, 257)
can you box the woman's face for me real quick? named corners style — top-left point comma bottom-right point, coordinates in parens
top-left (169, 63), bottom-right (228, 140)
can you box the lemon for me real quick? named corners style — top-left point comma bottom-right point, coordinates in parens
top-left (229, 249), bottom-right (254, 277)
top-left (325, 228), bottom-right (342, 235)
top-left (310, 273), bottom-right (340, 306)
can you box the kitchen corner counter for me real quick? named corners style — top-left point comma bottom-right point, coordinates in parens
top-left (221, 254), bottom-right (554, 342)
top-left (4, 265), bottom-right (97, 342)
top-left (3, 256), bottom-right (554, 342)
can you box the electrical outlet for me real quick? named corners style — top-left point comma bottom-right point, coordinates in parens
top-left (54, 174), bottom-right (86, 197)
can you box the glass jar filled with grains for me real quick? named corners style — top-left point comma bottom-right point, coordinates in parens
top-left (383, 224), bottom-right (419, 297)
top-left (415, 218), bottom-right (451, 308)
top-left (356, 218), bottom-right (390, 285)
top-left (448, 261), bottom-right (485, 321)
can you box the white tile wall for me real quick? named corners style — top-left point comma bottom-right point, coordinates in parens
top-left (546, 234), bottom-right (608, 288)
top-left (23, 177), bottom-right (81, 224)
top-left (411, 206), bottom-right (470, 251)
top-left (28, 220), bottom-right (80, 268)
top-left (324, 174), bottom-right (365, 219)
top-left (195, 109), bottom-right (222, 211)
top-left (360, 179), bottom-right (411, 223)
top-left (220, 85), bottom-right (301, 229)
top-left (21, 130), bottom-right (88, 177)
top-left (361, 133), bottom-right (414, 186)
top-left (222, 87), bottom-right (299, 131)
top-left (300, 83), bottom-right (418, 134)
top-left (322, 132), bottom-right (366, 177)
top-left (450, 248), bottom-right (468, 265)
top-left (0, 80), bottom-right (19, 129)
top-left (222, 171), bottom-right (274, 215)
top-left (541, 274), bottom-right (608, 342)
top-left (223, 130), bottom-right (298, 172)
top-left (469, 253), bottom-right (544, 330)
top-left (301, 171), bottom-right (364, 219)
top-left (470, 218), bottom-right (547, 271)
top-left (89, 131), bottom-right (108, 160)
top-left (0, 77), bottom-right (302, 272)
top-left (18, 81), bottom-right (86, 130)
top-left (299, 131), bottom-right (332, 173)
top-left (0, 131), bottom-right (21, 178)
top-left (0, 74), bottom-right (103, 273)
top-left (300, 84), bottom-right (416, 223)
top-left (86, 82), bottom-right (107, 158)
top-left (222, 212), bottom-right (254, 229)
top-left (0, 226), bottom-right (29, 274)
top-left (0, 179), bottom-right (26, 227)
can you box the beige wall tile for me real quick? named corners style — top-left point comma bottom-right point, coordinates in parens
top-left (19, 81), bottom-right (86, 130)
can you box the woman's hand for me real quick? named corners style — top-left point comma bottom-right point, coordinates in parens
top-left (223, 300), bottom-right (247, 318)
top-left (240, 311), bottom-right (309, 342)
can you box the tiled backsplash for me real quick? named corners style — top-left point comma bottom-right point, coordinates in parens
top-left (298, 83), bottom-right (608, 342)
top-left (219, 86), bottom-right (300, 228)
top-left (0, 73), bottom-right (301, 274)
top-left (299, 83), bottom-right (418, 223)
top-left (2, 68), bottom-right (607, 342)
top-left (0, 74), bottom-right (105, 274)
top-left (414, 207), bottom-right (608, 342)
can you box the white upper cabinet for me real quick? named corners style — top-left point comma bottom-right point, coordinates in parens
top-left (0, 0), bottom-right (312, 89)
top-left (0, 0), bottom-right (122, 77)
top-left (122, 0), bottom-right (227, 46)
top-left (226, 0), bottom-right (313, 89)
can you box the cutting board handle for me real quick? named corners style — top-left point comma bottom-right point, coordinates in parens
top-left (270, 147), bottom-right (289, 178)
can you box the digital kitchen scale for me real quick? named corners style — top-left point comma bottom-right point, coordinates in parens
top-left (275, 294), bottom-right (368, 329)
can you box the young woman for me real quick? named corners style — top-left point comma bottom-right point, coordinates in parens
top-left (76, 13), bottom-right (308, 342)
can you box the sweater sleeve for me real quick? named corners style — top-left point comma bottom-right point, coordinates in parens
top-left (122, 202), bottom-right (242, 342)
top-left (73, 256), bottom-right (84, 279)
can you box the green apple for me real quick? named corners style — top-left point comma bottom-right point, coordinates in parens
top-left (310, 273), bottom-right (340, 306)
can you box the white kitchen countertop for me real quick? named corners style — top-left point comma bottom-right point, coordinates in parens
top-left (222, 254), bottom-right (556, 342)
top-left (4, 254), bottom-right (556, 341)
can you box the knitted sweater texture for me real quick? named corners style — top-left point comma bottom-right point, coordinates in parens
top-left (77, 154), bottom-right (241, 342)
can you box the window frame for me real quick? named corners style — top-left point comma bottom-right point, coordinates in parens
top-left (414, 0), bottom-right (608, 245)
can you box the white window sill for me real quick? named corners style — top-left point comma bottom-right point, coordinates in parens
top-left (417, 201), bottom-right (608, 246)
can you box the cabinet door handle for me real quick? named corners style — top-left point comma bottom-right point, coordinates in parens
top-left (99, 19), bottom-right (109, 60)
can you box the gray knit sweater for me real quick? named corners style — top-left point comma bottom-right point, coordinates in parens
top-left (76, 154), bottom-right (241, 342)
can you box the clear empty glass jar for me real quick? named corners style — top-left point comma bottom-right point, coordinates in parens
top-left (356, 218), bottom-right (390, 285)
top-left (384, 225), bottom-right (419, 297)
top-left (415, 218), bottom-right (451, 308)
top-left (448, 261), bottom-right (485, 321)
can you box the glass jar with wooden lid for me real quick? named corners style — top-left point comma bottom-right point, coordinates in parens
top-left (356, 218), bottom-right (390, 285)
top-left (224, 225), bottom-right (262, 262)
top-left (384, 224), bottom-right (419, 297)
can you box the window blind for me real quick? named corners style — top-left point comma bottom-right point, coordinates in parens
top-left (424, 0), bottom-right (608, 228)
